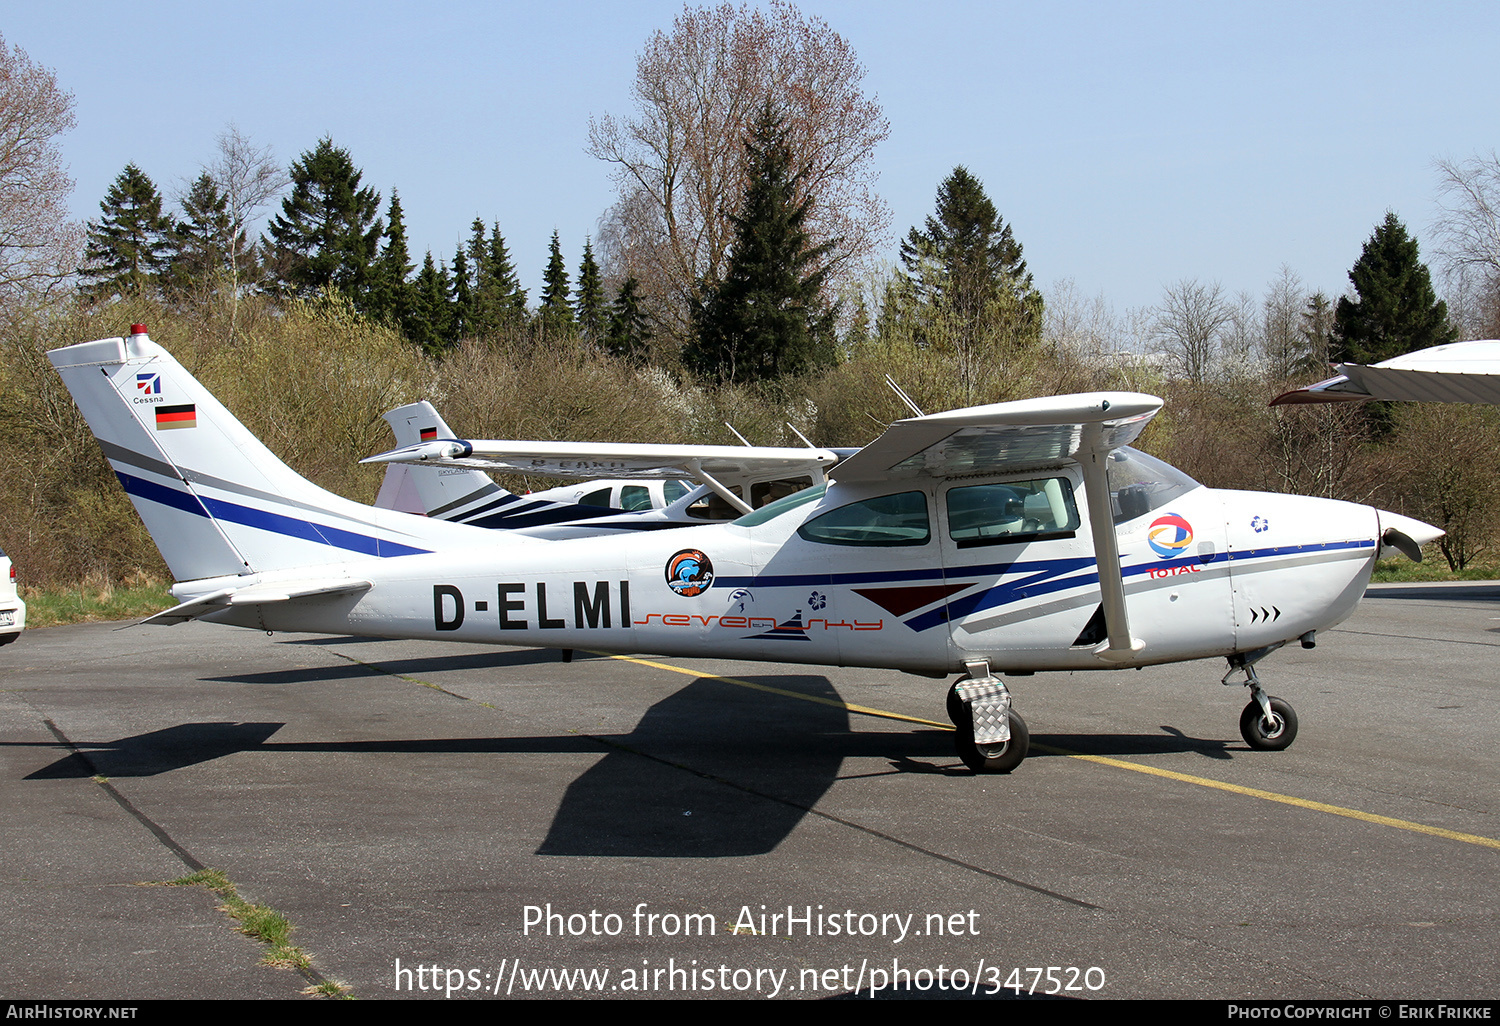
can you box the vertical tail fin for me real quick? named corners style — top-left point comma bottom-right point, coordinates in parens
top-left (49, 328), bottom-right (466, 581)
top-left (374, 401), bottom-right (510, 519)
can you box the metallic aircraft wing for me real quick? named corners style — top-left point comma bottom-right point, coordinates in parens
top-left (829, 392), bottom-right (1164, 483)
top-left (1270, 340), bottom-right (1500, 406)
top-left (362, 439), bottom-right (838, 483)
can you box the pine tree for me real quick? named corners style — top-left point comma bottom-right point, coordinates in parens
top-left (575, 239), bottom-right (607, 344)
top-left (896, 166), bottom-right (1042, 349)
top-left (368, 190), bottom-right (414, 326)
top-left (1332, 212), bottom-right (1456, 365)
top-left (450, 246), bottom-right (474, 341)
top-left (539, 230), bottom-right (574, 335)
top-left (404, 252), bottom-right (454, 355)
top-left (167, 172), bottom-right (249, 296)
top-left (79, 163), bottom-right (174, 301)
top-left (265, 137), bottom-right (382, 306)
top-left (607, 276), bottom-right (652, 363)
top-left (489, 223), bottom-right (527, 325)
top-left (686, 101), bottom-right (837, 383)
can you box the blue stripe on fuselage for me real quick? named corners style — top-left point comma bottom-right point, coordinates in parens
top-left (116, 471), bottom-right (431, 558)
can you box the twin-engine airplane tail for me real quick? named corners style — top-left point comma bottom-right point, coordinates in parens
top-left (48, 326), bottom-right (487, 587)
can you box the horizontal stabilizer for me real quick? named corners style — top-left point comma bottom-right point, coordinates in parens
top-left (138, 578), bottom-right (373, 626)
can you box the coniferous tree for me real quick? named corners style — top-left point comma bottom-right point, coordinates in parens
top-left (368, 190), bottom-right (414, 326)
top-left (404, 252), bottom-right (454, 355)
top-left (575, 239), bottom-right (607, 344)
top-left (1332, 212), bottom-right (1456, 365)
top-left (168, 172), bottom-right (249, 296)
top-left (686, 101), bottom-right (837, 383)
top-left (80, 163), bottom-right (174, 301)
top-left (265, 137), bottom-right (383, 306)
top-left (607, 276), bottom-right (652, 363)
top-left (895, 166), bottom-right (1042, 349)
top-left (488, 223), bottom-right (527, 326)
top-left (450, 246), bottom-right (474, 341)
top-left (539, 230), bottom-right (574, 335)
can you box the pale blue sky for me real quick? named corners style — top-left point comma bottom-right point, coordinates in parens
top-left (11, 1), bottom-right (1499, 315)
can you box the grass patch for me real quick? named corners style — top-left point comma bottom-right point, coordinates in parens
top-left (22, 578), bottom-right (173, 628)
top-left (1370, 553), bottom-right (1500, 583)
top-left (163, 868), bottom-right (326, 979)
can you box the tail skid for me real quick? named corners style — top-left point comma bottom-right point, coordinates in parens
top-left (50, 327), bottom-right (492, 582)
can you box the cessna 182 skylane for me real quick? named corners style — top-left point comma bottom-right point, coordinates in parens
top-left (51, 327), bottom-right (1442, 773)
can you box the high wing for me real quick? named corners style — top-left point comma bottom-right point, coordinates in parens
top-left (364, 438), bottom-right (837, 480)
top-left (830, 392), bottom-right (1163, 483)
top-left (1270, 339), bottom-right (1500, 406)
top-left (833, 391), bottom-right (1164, 661)
top-left (363, 439), bottom-right (839, 516)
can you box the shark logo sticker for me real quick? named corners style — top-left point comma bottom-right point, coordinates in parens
top-left (665, 549), bottom-right (714, 597)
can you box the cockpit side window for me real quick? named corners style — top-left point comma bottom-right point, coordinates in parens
top-left (946, 477), bottom-right (1080, 548)
top-left (797, 491), bottom-right (930, 547)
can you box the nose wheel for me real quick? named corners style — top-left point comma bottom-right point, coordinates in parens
top-left (1239, 696), bottom-right (1298, 750)
top-left (1225, 654), bottom-right (1299, 751)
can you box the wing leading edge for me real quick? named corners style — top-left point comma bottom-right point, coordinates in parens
top-left (1270, 340), bottom-right (1500, 406)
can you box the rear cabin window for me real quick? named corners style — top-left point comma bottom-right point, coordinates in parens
top-left (797, 491), bottom-right (930, 547)
top-left (946, 478), bottom-right (1079, 547)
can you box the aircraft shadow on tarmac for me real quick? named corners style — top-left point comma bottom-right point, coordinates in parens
top-left (19, 665), bottom-right (1240, 856)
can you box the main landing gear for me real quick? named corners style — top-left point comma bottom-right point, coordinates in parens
top-left (1223, 650), bottom-right (1299, 751)
top-left (948, 660), bottom-right (1029, 774)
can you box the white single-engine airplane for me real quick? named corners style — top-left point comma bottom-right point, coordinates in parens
top-left (51, 327), bottom-right (1442, 773)
top-left (373, 400), bottom-right (835, 536)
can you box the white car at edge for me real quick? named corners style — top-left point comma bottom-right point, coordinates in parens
top-left (0, 548), bottom-right (25, 645)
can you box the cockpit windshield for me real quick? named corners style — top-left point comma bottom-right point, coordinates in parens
top-left (1107, 447), bottom-right (1200, 523)
top-left (732, 483), bottom-right (827, 528)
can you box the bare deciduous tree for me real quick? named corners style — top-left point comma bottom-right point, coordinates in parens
top-left (589, 1), bottom-right (890, 343)
top-left (204, 124), bottom-right (287, 339)
top-left (0, 33), bottom-right (78, 298)
top-left (1432, 153), bottom-right (1500, 337)
top-left (1260, 265), bottom-right (1308, 379)
top-left (1153, 279), bottom-right (1230, 381)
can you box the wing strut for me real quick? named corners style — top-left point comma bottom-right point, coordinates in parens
top-left (684, 460), bottom-right (752, 515)
top-left (1077, 426), bottom-right (1144, 662)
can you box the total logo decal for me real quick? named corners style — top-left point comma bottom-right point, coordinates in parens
top-left (1146, 512), bottom-right (1194, 559)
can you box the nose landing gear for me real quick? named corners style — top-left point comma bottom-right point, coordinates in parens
top-left (1224, 651), bottom-right (1299, 751)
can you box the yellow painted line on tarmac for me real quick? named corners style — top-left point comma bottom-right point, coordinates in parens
top-left (600, 653), bottom-right (943, 727)
top-left (1031, 744), bottom-right (1500, 850)
top-left (601, 652), bottom-right (1500, 852)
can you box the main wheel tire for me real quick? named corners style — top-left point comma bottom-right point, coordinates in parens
top-left (946, 682), bottom-right (966, 726)
top-left (1239, 697), bottom-right (1298, 751)
top-left (955, 710), bottom-right (1030, 774)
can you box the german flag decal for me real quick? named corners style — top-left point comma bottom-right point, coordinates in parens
top-left (155, 403), bottom-right (197, 430)
top-left (420, 426), bottom-right (438, 441)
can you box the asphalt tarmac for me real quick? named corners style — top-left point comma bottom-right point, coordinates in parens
top-left (2, 582), bottom-right (1497, 1001)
